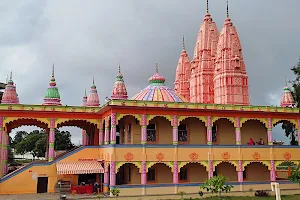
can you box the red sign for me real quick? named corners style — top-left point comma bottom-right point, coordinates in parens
top-left (78, 158), bottom-right (97, 161)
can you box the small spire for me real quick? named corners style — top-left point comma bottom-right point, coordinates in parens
top-left (118, 64), bottom-right (121, 73)
top-left (84, 88), bottom-right (87, 96)
top-left (6, 74), bottom-right (8, 83)
top-left (52, 62), bottom-right (55, 78)
top-left (206, 0), bottom-right (209, 13)
top-left (156, 63), bottom-right (158, 73)
top-left (93, 77), bottom-right (95, 85)
top-left (10, 71), bottom-right (12, 80)
top-left (226, 1), bottom-right (229, 18)
top-left (182, 35), bottom-right (185, 50)
top-left (285, 77), bottom-right (287, 86)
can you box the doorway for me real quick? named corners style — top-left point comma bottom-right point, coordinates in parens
top-left (37, 177), bottom-right (48, 193)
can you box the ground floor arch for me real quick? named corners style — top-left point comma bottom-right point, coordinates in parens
top-left (215, 162), bottom-right (237, 182)
top-left (147, 163), bottom-right (172, 184)
top-left (179, 162), bottom-right (207, 183)
top-left (244, 162), bottom-right (270, 182)
top-left (116, 163), bottom-right (141, 185)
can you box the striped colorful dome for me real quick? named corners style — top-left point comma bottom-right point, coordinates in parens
top-left (131, 64), bottom-right (187, 102)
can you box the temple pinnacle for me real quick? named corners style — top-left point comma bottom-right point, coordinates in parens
top-left (84, 88), bottom-right (87, 96)
top-left (10, 71), bottom-right (12, 80)
top-left (52, 62), bottom-right (55, 78)
top-left (93, 77), bottom-right (95, 85)
top-left (226, 1), bottom-right (229, 18)
top-left (119, 64), bottom-right (121, 73)
top-left (285, 77), bottom-right (287, 86)
top-left (156, 63), bottom-right (158, 73)
top-left (182, 35), bottom-right (185, 50)
top-left (206, 0), bottom-right (209, 13)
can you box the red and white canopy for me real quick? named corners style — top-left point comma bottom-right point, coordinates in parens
top-left (56, 161), bottom-right (104, 175)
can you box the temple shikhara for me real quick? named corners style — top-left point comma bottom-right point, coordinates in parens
top-left (0, 1), bottom-right (299, 196)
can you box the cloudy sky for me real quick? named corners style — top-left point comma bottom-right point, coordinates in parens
top-left (2, 0), bottom-right (299, 145)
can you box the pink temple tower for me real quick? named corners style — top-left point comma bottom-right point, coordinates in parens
top-left (280, 78), bottom-right (295, 107)
top-left (86, 78), bottom-right (100, 106)
top-left (190, 0), bottom-right (219, 103)
top-left (81, 89), bottom-right (87, 106)
top-left (111, 65), bottom-right (128, 100)
top-left (1, 71), bottom-right (19, 104)
top-left (174, 36), bottom-right (191, 101)
top-left (214, 2), bottom-right (249, 105)
top-left (43, 63), bottom-right (62, 106)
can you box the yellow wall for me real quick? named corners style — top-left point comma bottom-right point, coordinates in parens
top-left (149, 117), bottom-right (172, 144)
top-left (215, 118), bottom-right (236, 145)
top-left (181, 118), bottom-right (206, 144)
top-left (148, 163), bottom-right (173, 184)
top-left (183, 163), bottom-right (207, 182)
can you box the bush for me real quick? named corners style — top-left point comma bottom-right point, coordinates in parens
top-left (200, 175), bottom-right (233, 199)
top-left (254, 190), bottom-right (270, 197)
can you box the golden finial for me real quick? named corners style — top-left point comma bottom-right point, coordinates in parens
top-left (52, 62), bottom-right (55, 78)
top-left (156, 63), bottom-right (158, 73)
top-left (182, 35), bottom-right (185, 50)
top-left (206, 0), bottom-right (209, 13)
top-left (226, 1), bottom-right (229, 18)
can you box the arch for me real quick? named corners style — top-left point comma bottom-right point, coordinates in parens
top-left (240, 118), bottom-right (268, 128)
top-left (275, 160), bottom-right (299, 168)
top-left (5, 118), bottom-right (49, 133)
top-left (147, 115), bottom-right (172, 125)
top-left (117, 114), bottom-right (141, 124)
top-left (178, 161), bottom-right (208, 171)
top-left (272, 119), bottom-right (297, 128)
top-left (243, 161), bottom-right (270, 170)
top-left (116, 162), bottom-right (141, 173)
top-left (244, 162), bottom-right (270, 182)
top-left (213, 161), bottom-right (238, 171)
top-left (147, 162), bottom-right (173, 172)
top-left (56, 119), bottom-right (99, 129)
top-left (178, 116), bottom-right (206, 125)
top-left (212, 117), bottom-right (235, 126)
top-left (214, 162), bottom-right (238, 182)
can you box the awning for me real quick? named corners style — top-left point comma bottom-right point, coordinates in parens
top-left (56, 161), bottom-right (104, 175)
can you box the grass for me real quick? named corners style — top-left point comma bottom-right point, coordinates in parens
top-left (179, 194), bottom-right (300, 199)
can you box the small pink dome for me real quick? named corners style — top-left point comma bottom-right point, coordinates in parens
top-left (86, 78), bottom-right (100, 107)
top-left (2, 72), bottom-right (19, 104)
top-left (280, 84), bottom-right (295, 108)
top-left (111, 66), bottom-right (128, 100)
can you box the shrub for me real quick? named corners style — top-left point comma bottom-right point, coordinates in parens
top-left (178, 191), bottom-right (186, 200)
top-left (254, 190), bottom-right (270, 197)
top-left (110, 187), bottom-right (120, 197)
top-left (200, 175), bottom-right (233, 199)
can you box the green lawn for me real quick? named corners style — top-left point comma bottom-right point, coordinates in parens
top-left (179, 194), bottom-right (300, 199)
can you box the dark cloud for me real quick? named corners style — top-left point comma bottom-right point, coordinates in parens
top-left (1, 0), bottom-right (299, 143)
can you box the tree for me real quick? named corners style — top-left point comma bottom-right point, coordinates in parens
top-left (11, 131), bottom-right (28, 149)
top-left (200, 175), bottom-right (233, 199)
top-left (288, 165), bottom-right (300, 185)
top-left (54, 129), bottom-right (75, 151)
top-left (282, 58), bottom-right (300, 145)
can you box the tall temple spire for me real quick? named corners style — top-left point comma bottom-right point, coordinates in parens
top-left (189, 1), bottom-right (219, 103)
top-left (174, 36), bottom-right (191, 101)
top-left (111, 65), bottom-right (128, 100)
top-left (86, 78), bottom-right (100, 106)
top-left (2, 70), bottom-right (19, 104)
top-left (280, 78), bottom-right (295, 107)
top-left (81, 89), bottom-right (88, 106)
top-left (43, 63), bottom-right (62, 106)
top-left (213, 2), bottom-right (249, 105)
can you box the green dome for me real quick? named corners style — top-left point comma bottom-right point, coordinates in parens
top-left (44, 87), bottom-right (61, 99)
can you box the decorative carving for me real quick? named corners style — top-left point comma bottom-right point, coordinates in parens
top-left (30, 107), bottom-right (34, 111)
top-left (111, 113), bottom-right (116, 125)
top-left (173, 115), bottom-right (178, 127)
top-left (7, 106), bottom-right (12, 110)
top-left (189, 152), bottom-right (199, 161)
top-left (222, 152), bottom-right (230, 160)
top-left (284, 152), bottom-right (291, 161)
top-left (71, 107), bottom-right (75, 112)
top-left (156, 153), bottom-right (164, 161)
top-left (91, 108), bottom-right (95, 113)
top-left (173, 161), bottom-right (178, 172)
top-left (252, 152), bottom-right (260, 160)
top-left (164, 104), bottom-right (168, 108)
top-left (121, 102), bottom-right (125, 106)
top-left (124, 152), bottom-right (134, 161)
top-left (51, 107), bottom-right (55, 111)
top-left (141, 114), bottom-right (147, 126)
